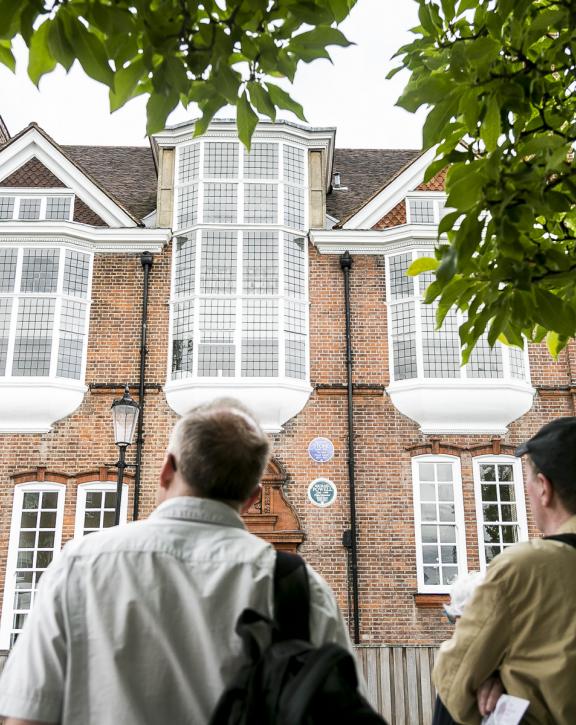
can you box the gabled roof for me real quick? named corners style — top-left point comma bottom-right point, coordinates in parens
top-left (327, 148), bottom-right (422, 223)
top-left (0, 123), bottom-right (143, 227)
top-left (64, 146), bottom-right (157, 220)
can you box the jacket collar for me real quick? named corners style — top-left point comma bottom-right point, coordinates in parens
top-left (150, 496), bottom-right (246, 530)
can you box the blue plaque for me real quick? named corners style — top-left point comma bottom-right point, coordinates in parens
top-left (308, 437), bottom-right (334, 463)
top-left (307, 478), bottom-right (337, 507)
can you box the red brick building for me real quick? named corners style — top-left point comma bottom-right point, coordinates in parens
top-left (0, 117), bottom-right (574, 657)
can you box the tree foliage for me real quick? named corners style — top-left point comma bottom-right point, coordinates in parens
top-left (0, 0), bottom-right (356, 144)
top-left (392, 0), bottom-right (576, 359)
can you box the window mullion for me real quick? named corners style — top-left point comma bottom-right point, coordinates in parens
top-left (235, 231), bottom-right (243, 377)
top-left (278, 232), bottom-right (285, 377)
top-left (413, 251), bottom-right (424, 378)
top-left (193, 232), bottom-right (202, 378)
top-left (5, 248), bottom-right (23, 377)
top-left (501, 342), bottom-right (511, 379)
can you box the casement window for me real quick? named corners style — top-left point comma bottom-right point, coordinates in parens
top-left (170, 140), bottom-right (308, 381)
top-left (0, 246), bottom-right (91, 379)
top-left (74, 482), bottom-right (128, 538)
top-left (387, 251), bottom-right (529, 383)
top-left (0, 193), bottom-right (74, 221)
top-left (0, 483), bottom-right (65, 648)
top-left (412, 456), bottom-right (467, 592)
top-left (406, 194), bottom-right (446, 225)
top-left (473, 456), bottom-right (528, 570)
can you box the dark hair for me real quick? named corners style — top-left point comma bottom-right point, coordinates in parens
top-left (168, 398), bottom-right (270, 503)
top-left (527, 456), bottom-right (576, 514)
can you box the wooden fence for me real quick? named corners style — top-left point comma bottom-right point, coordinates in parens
top-left (355, 646), bottom-right (439, 724)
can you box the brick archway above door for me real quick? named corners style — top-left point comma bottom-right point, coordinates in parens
top-left (242, 460), bottom-right (304, 552)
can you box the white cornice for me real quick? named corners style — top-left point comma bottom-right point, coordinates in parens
top-left (310, 224), bottom-right (443, 255)
top-left (341, 147), bottom-right (438, 230)
top-left (0, 128), bottom-right (138, 228)
top-left (0, 221), bottom-right (171, 253)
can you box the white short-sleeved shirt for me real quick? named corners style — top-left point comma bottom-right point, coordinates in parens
top-left (0, 496), bottom-right (356, 725)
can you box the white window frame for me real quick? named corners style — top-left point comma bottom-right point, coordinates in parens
top-left (385, 249), bottom-right (531, 384)
top-left (0, 191), bottom-right (75, 222)
top-left (472, 455), bottom-right (528, 571)
top-left (405, 192), bottom-right (446, 225)
top-left (412, 454), bottom-right (468, 593)
top-left (74, 481), bottom-right (128, 538)
top-left (0, 482), bottom-right (66, 649)
top-left (0, 244), bottom-right (93, 381)
top-left (168, 138), bottom-right (309, 384)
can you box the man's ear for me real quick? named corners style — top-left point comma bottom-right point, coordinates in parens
top-left (159, 453), bottom-right (177, 491)
top-left (240, 484), bottom-right (262, 514)
top-left (539, 472), bottom-right (554, 508)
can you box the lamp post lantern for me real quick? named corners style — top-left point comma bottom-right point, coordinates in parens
top-left (111, 385), bottom-right (139, 525)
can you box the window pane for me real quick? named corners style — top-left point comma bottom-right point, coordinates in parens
top-left (0, 248), bottom-right (17, 291)
top-left (481, 484), bottom-right (497, 501)
top-left (16, 551), bottom-right (33, 568)
top-left (42, 492), bottom-right (58, 509)
top-left (409, 198), bottom-right (435, 224)
top-left (438, 504), bottom-right (455, 522)
top-left (18, 198), bottom-right (41, 220)
top-left (501, 525), bottom-right (518, 544)
top-left (499, 484), bottom-right (515, 502)
top-left (421, 504), bottom-right (436, 521)
top-left (283, 145), bottom-right (304, 185)
top-left (198, 299), bottom-right (235, 377)
top-left (45, 196), bottom-right (71, 220)
top-left (204, 142), bottom-right (238, 178)
top-left (440, 545), bottom-right (457, 564)
top-left (439, 525), bottom-right (456, 543)
top-left (203, 183), bottom-right (237, 223)
top-left (244, 183), bottom-right (277, 223)
top-left (176, 184), bottom-right (198, 228)
top-left (509, 346), bottom-right (526, 380)
top-left (241, 299), bottom-right (278, 377)
top-left (500, 504), bottom-right (517, 522)
top-left (483, 525), bottom-right (500, 543)
top-left (103, 510), bottom-right (115, 527)
top-left (442, 566), bottom-right (458, 585)
top-left (243, 231), bottom-right (278, 295)
top-left (424, 567), bottom-right (440, 585)
top-left (421, 525), bottom-right (437, 543)
top-left (57, 300), bottom-right (87, 379)
top-left (36, 550), bottom-right (53, 568)
top-left (200, 231), bottom-right (237, 294)
top-left (244, 144), bottom-right (278, 179)
top-left (485, 545), bottom-right (502, 563)
top-left (437, 484), bottom-right (453, 501)
top-left (498, 465), bottom-right (513, 482)
top-left (21, 249), bottom-right (59, 293)
top-left (104, 491), bottom-right (116, 508)
top-left (13, 298), bottom-right (55, 376)
top-left (418, 463), bottom-right (435, 481)
top-left (420, 483), bottom-right (435, 501)
top-left (284, 185), bottom-right (305, 229)
top-left (284, 233), bottom-right (305, 299)
top-left (467, 336), bottom-right (503, 378)
top-left (482, 504), bottom-right (499, 522)
top-left (18, 531), bottom-right (35, 548)
top-left (421, 303), bottom-right (460, 378)
top-left (16, 571), bottom-right (33, 588)
top-left (39, 511), bottom-right (56, 528)
top-left (20, 511), bottom-right (37, 528)
top-left (37, 530), bottom-right (55, 548)
top-left (391, 301), bottom-right (416, 380)
top-left (63, 250), bottom-right (90, 298)
top-left (480, 465), bottom-right (496, 481)
top-left (84, 510), bottom-right (100, 527)
top-left (174, 235), bottom-right (196, 297)
top-left (388, 253), bottom-right (413, 300)
top-left (284, 300), bottom-right (306, 380)
top-left (22, 492), bottom-right (40, 509)
top-left (178, 144), bottom-right (200, 184)
top-left (14, 590), bottom-right (32, 610)
top-left (436, 464), bottom-right (453, 482)
top-left (0, 196), bottom-right (15, 219)
top-left (0, 299), bottom-right (13, 373)
top-left (85, 491), bottom-right (102, 508)
top-left (171, 300), bottom-right (194, 380)
top-left (477, 461), bottom-right (523, 565)
top-left (422, 546), bottom-right (439, 563)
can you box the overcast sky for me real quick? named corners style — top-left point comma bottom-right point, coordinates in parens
top-left (0, 0), bottom-right (425, 149)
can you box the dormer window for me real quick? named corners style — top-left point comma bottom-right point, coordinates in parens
top-left (0, 194), bottom-right (74, 222)
top-left (406, 195), bottom-right (446, 225)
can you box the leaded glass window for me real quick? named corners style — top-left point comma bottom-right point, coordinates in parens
top-left (387, 250), bottom-right (528, 383)
top-left (413, 457), bottom-right (467, 592)
top-left (407, 196), bottom-right (446, 224)
top-left (0, 247), bottom-right (91, 379)
top-left (171, 138), bottom-right (309, 381)
top-left (0, 194), bottom-right (73, 221)
top-left (473, 458), bottom-right (527, 569)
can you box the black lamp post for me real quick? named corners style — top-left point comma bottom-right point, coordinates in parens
top-left (111, 385), bottom-right (139, 525)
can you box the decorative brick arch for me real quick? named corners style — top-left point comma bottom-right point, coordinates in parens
top-left (242, 460), bottom-right (305, 552)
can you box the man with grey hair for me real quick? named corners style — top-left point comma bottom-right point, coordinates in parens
top-left (433, 417), bottom-right (576, 724)
top-left (0, 399), bottom-right (356, 725)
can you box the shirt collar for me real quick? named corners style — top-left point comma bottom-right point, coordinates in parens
top-left (150, 496), bottom-right (246, 530)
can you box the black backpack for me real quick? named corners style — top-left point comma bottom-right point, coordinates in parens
top-left (209, 551), bottom-right (387, 725)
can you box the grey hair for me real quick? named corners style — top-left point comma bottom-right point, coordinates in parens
top-left (167, 398), bottom-right (271, 503)
top-left (444, 571), bottom-right (484, 620)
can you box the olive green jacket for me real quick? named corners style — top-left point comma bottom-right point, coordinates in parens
top-left (433, 515), bottom-right (576, 724)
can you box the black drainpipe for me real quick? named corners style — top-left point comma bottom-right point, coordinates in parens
top-left (340, 250), bottom-right (360, 644)
top-left (133, 251), bottom-right (153, 521)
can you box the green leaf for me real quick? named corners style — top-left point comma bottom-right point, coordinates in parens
top-left (481, 96), bottom-right (501, 152)
top-left (438, 210), bottom-right (461, 235)
top-left (248, 81), bottom-right (276, 120)
top-left (533, 289), bottom-right (576, 337)
top-left (146, 90), bottom-right (179, 135)
top-left (237, 91), bottom-right (259, 150)
top-left (0, 39), bottom-right (14, 71)
top-left (66, 18), bottom-right (114, 86)
top-left (288, 26), bottom-right (353, 52)
top-left (0, 0), bottom-right (23, 38)
top-left (423, 98), bottom-right (457, 148)
top-left (407, 256), bottom-right (439, 276)
top-left (446, 170), bottom-right (485, 211)
top-left (266, 82), bottom-right (306, 121)
top-left (28, 21), bottom-right (57, 86)
top-left (546, 330), bottom-right (561, 359)
top-left (47, 14), bottom-right (75, 72)
top-left (110, 58), bottom-right (145, 112)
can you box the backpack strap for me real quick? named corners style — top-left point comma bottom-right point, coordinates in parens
top-left (544, 533), bottom-right (576, 549)
top-left (273, 550), bottom-right (310, 643)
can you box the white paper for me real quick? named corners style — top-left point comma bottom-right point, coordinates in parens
top-left (481, 695), bottom-right (530, 725)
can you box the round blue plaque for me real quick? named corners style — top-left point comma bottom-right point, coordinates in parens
top-left (308, 437), bottom-right (334, 463)
top-left (307, 478), bottom-right (337, 507)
